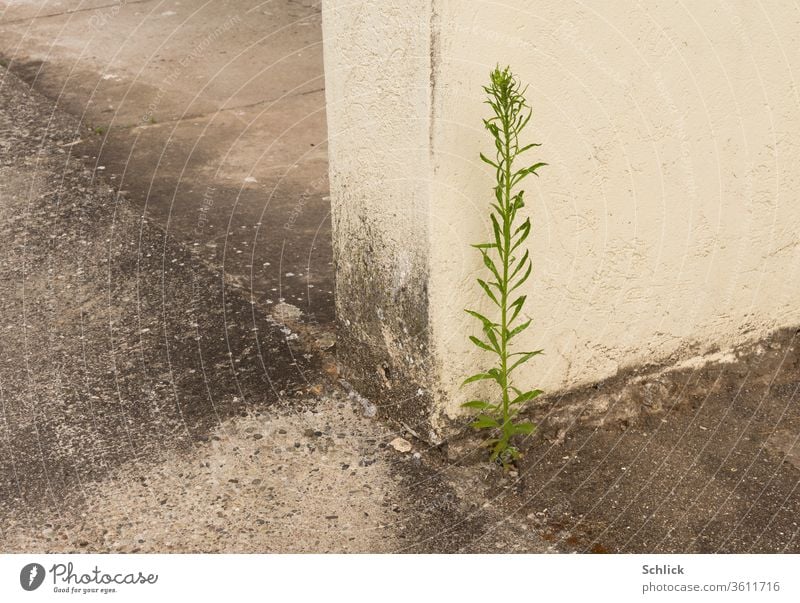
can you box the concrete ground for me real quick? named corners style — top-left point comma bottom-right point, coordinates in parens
top-left (0, 0), bottom-right (333, 323)
top-left (0, 62), bottom-right (545, 553)
top-left (0, 0), bottom-right (797, 554)
top-left (496, 331), bottom-right (800, 553)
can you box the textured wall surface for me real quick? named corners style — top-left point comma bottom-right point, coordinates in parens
top-left (324, 0), bottom-right (800, 435)
top-left (321, 1), bottom-right (439, 438)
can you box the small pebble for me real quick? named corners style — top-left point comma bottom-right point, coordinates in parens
top-left (389, 437), bottom-right (412, 453)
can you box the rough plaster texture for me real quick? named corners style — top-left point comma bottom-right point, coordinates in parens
top-left (323, 0), bottom-right (800, 437)
top-left (321, 1), bottom-right (437, 438)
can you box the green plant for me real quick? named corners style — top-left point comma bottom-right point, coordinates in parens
top-left (462, 66), bottom-right (546, 468)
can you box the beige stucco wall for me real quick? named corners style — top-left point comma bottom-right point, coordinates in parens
top-left (324, 0), bottom-right (800, 435)
top-left (322, 1), bottom-right (442, 437)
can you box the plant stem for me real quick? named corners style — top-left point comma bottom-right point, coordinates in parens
top-left (500, 100), bottom-right (512, 440)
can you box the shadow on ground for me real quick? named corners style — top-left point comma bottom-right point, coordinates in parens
top-left (0, 64), bottom-right (321, 518)
top-left (0, 66), bottom-right (542, 553)
top-left (438, 330), bottom-right (800, 553)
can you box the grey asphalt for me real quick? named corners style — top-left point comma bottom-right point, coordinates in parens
top-left (0, 64), bottom-right (538, 554)
top-left (0, 60), bottom-right (318, 531)
top-left (0, 0), bottom-right (333, 324)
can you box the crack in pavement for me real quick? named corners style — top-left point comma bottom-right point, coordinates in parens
top-left (111, 85), bottom-right (326, 131)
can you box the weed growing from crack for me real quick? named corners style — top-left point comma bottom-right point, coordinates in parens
top-left (462, 66), bottom-right (546, 469)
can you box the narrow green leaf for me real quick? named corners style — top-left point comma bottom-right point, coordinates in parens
top-left (476, 279), bottom-right (500, 306)
top-left (465, 309), bottom-right (497, 329)
top-left (508, 296), bottom-right (526, 324)
top-left (469, 335), bottom-right (497, 353)
top-left (481, 250), bottom-right (501, 282)
top-left (471, 242), bottom-right (495, 250)
top-left (519, 162), bottom-right (547, 178)
top-left (490, 213), bottom-right (503, 251)
top-left (479, 152), bottom-right (499, 168)
top-left (494, 138), bottom-right (504, 154)
top-left (483, 324), bottom-right (500, 351)
top-left (509, 250), bottom-right (530, 280)
top-left (516, 110), bottom-right (532, 133)
top-left (508, 295), bottom-right (526, 322)
top-left (511, 227), bottom-right (530, 253)
top-left (510, 389), bottom-right (544, 405)
top-left (508, 350), bottom-right (544, 373)
top-left (514, 217), bottom-right (531, 241)
top-left (462, 400), bottom-right (492, 410)
top-left (511, 163), bottom-right (547, 187)
top-left (462, 372), bottom-right (494, 386)
top-left (507, 318), bottom-right (532, 339)
top-left (510, 261), bottom-right (532, 291)
top-left (486, 368), bottom-right (504, 385)
top-left (518, 142), bottom-right (541, 154)
top-left (471, 415), bottom-right (500, 429)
